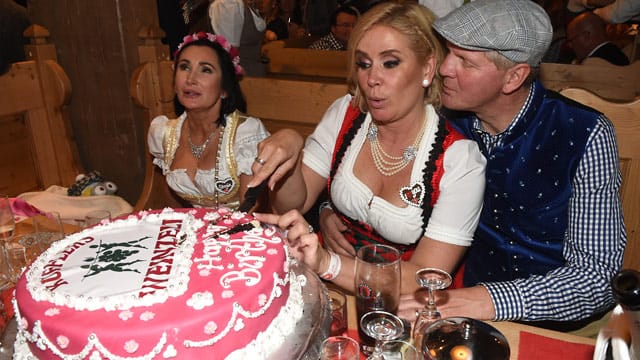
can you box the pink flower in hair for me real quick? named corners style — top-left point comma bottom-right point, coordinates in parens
top-left (175, 32), bottom-right (244, 76)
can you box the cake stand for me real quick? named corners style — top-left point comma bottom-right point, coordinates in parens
top-left (270, 261), bottom-right (332, 360)
top-left (0, 262), bottom-right (331, 360)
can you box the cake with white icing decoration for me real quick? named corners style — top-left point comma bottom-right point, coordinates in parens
top-left (12, 208), bottom-right (306, 359)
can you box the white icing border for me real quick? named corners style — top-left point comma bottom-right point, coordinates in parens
top-left (183, 271), bottom-right (289, 347)
top-left (225, 273), bottom-right (307, 360)
top-left (24, 209), bottom-right (200, 311)
top-left (13, 270), bottom-right (307, 360)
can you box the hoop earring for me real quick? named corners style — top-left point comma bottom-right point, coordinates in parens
top-left (422, 79), bottom-right (430, 88)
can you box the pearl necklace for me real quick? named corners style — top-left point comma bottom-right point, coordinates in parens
top-left (187, 124), bottom-right (217, 160)
top-left (367, 118), bottom-right (427, 176)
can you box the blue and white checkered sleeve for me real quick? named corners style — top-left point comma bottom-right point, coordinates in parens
top-left (482, 116), bottom-right (626, 321)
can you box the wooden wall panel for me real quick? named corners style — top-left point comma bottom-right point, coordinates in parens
top-left (27, 0), bottom-right (160, 204)
top-left (0, 114), bottom-right (39, 195)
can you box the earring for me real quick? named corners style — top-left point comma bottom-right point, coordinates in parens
top-left (422, 79), bottom-right (430, 88)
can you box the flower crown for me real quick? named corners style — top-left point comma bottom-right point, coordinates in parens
top-left (174, 32), bottom-right (244, 76)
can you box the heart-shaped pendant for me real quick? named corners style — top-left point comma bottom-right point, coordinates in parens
top-left (399, 183), bottom-right (424, 207)
top-left (215, 178), bottom-right (235, 194)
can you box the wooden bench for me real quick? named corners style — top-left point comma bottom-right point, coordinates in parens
top-left (262, 40), bottom-right (348, 80)
top-left (0, 25), bottom-right (82, 196)
top-left (540, 60), bottom-right (640, 102)
top-left (129, 27), bottom-right (349, 210)
top-left (560, 88), bottom-right (640, 272)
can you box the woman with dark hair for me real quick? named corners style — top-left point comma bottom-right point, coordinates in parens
top-left (148, 32), bottom-right (269, 209)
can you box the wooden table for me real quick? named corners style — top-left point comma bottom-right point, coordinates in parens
top-left (344, 294), bottom-right (595, 359)
top-left (14, 215), bottom-right (80, 237)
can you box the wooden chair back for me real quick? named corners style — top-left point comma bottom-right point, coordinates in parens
top-left (0, 25), bottom-right (82, 196)
top-left (560, 88), bottom-right (640, 271)
top-left (262, 40), bottom-right (349, 80)
top-left (130, 27), bottom-right (349, 210)
top-left (541, 61), bottom-right (640, 102)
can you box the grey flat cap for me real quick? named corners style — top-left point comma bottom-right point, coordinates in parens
top-left (433, 0), bottom-right (552, 66)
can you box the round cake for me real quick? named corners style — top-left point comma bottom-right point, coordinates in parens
top-left (12, 208), bottom-right (306, 359)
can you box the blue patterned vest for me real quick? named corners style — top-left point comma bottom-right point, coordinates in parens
top-left (449, 81), bottom-right (602, 286)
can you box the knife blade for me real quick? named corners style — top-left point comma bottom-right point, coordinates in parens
top-left (238, 179), bottom-right (268, 213)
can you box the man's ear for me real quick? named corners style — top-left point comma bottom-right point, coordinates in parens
top-left (502, 63), bottom-right (531, 94)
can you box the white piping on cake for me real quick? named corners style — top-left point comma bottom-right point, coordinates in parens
top-left (24, 210), bottom-right (198, 311)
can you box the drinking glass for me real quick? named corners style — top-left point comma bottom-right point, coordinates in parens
top-left (360, 310), bottom-right (405, 360)
top-left (329, 288), bottom-right (348, 336)
top-left (412, 268), bottom-right (452, 349)
top-left (320, 336), bottom-right (360, 360)
top-left (84, 209), bottom-right (111, 227)
top-left (30, 211), bottom-right (65, 254)
top-left (380, 340), bottom-right (419, 360)
top-left (0, 196), bottom-right (15, 288)
top-left (355, 244), bottom-right (401, 354)
top-left (0, 196), bottom-right (14, 242)
top-left (4, 212), bottom-right (65, 283)
top-left (3, 240), bottom-right (29, 283)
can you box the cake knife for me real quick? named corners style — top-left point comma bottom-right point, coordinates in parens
top-left (238, 179), bottom-right (268, 213)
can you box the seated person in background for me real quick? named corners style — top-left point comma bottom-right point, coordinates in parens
top-left (566, 10), bottom-right (630, 65)
top-left (308, 6), bottom-right (359, 51)
top-left (265, 0), bottom-right (305, 42)
top-left (148, 32), bottom-right (270, 210)
top-left (389, 0), bottom-right (624, 333)
top-left (253, 2), bottom-right (486, 295)
top-left (0, 0), bottom-right (31, 75)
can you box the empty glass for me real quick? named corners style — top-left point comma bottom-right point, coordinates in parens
top-left (380, 340), bottom-right (419, 360)
top-left (4, 212), bottom-right (65, 283)
top-left (360, 310), bottom-right (405, 360)
top-left (412, 268), bottom-right (452, 349)
top-left (320, 336), bottom-right (360, 360)
top-left (329, 288), bottom-right (348, 336)
top-left (32, 211), bottom-right (65, 250)
top-left (84, 209), bottom-right (111, 227)
top-left (0, 196), bottom-right (15, 242)
top-left (0, 196), bottom-right (15, 288)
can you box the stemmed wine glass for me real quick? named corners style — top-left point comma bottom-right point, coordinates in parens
top-left (360, 310), bottom-right (405, 360)
top-left (412, 268), bottom-right (452, 348)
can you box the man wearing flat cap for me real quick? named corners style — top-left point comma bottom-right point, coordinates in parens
top-left (399, 0), bottom-right (626, 333)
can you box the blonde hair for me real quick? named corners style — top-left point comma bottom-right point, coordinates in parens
top-left (347, 1), bottom-right (444, 111)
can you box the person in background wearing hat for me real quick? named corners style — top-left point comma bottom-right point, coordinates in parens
top-left (389, 0), bottom-right (624, 334)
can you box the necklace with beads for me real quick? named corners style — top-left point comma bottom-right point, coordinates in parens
top-left (187, 123), bottom-right (218, 160)
top-left (185, 120), bottom-right (225, 208)
top-left (367, 117), bottom-right (427, 176)
top-left (213, 126), bottom-right (224, 208)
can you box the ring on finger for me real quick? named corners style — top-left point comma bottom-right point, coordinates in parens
top-left (254, 157), bottom-right (266, 165)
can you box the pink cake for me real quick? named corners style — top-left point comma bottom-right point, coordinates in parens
top-left (12, 208), bottom-right (305, 359)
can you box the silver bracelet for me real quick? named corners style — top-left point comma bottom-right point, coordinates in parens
top-left (318, 201), bottom-right (333, 215)
top-left (319, 251), bottom-right (342, 280)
